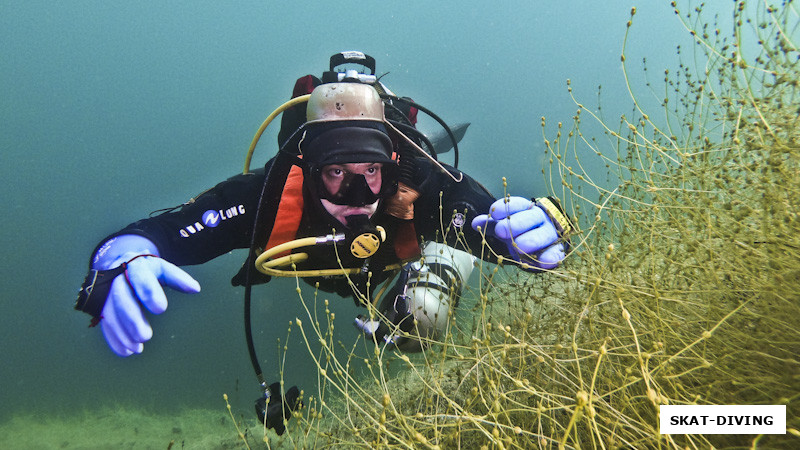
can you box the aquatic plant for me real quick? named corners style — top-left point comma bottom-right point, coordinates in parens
top-left (232, 1), bottom-right (800, 448)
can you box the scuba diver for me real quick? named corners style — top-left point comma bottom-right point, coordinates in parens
top-left (74, 51), bottom-right (572, 434)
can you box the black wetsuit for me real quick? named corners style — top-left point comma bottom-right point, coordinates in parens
top-left (101, 155), bottom-right (507, 298)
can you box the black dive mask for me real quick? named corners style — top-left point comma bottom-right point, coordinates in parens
top-left (310, 163), bottom-right (399, 207)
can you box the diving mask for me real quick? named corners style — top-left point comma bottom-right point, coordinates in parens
top-left (312, 162), bottom-right (399, 206)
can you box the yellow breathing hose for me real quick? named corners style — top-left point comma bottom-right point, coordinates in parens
top-left (259, 236), bottom-right (321, 260)
top-left (243, 94), bottom-right (311, 174)
top-left (254, 230), bottom-right (402, 278)
top-left (257, 261), bottom-right (403, 278)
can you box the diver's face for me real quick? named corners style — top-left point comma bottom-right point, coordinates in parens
top-left (320, 162), bottom-right (383, 196)
top-left (320, 162), bottom-right (383, 225)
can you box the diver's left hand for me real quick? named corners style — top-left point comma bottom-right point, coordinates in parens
top-left (472, 196), bottom-right (567, 270)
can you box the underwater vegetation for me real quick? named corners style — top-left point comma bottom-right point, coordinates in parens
top-left (229, 1), bottom-right (800, 448)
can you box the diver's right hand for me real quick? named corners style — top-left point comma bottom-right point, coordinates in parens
top-left (86, 235), bottom-right (201, 356)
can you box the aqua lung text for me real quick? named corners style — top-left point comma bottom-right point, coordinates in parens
top-left (180, 205), bottom-right (246, 238)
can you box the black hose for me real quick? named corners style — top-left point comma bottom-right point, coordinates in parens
top-left (379, 94), bottom-right (459, 168)
top-left (243, 125), bottom-right (306, 387)
top-left (243, 168), bottom-right (274, 387)
top-left (390, 120), bottom-right (438, 161)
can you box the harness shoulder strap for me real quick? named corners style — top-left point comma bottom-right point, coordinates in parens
top-left (264, 165), bottom-right (305, 257)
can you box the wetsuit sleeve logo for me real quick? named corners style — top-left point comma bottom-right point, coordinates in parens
top-left (180, 205), bottom-right (246, 238)
top-left (203, 210), bottom-right (221, 227)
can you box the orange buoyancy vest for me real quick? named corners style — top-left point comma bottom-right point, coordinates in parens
top-left (263, 165), bottom-right (421, 261)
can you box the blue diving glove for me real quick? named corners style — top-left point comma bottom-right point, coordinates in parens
top-left (472, 196), bottom-right (571, 270)
top-left (76, 234), bottom-right (201, 356)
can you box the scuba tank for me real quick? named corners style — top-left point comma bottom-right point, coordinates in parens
top-left (354, 241), bottom-right (476, 352)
